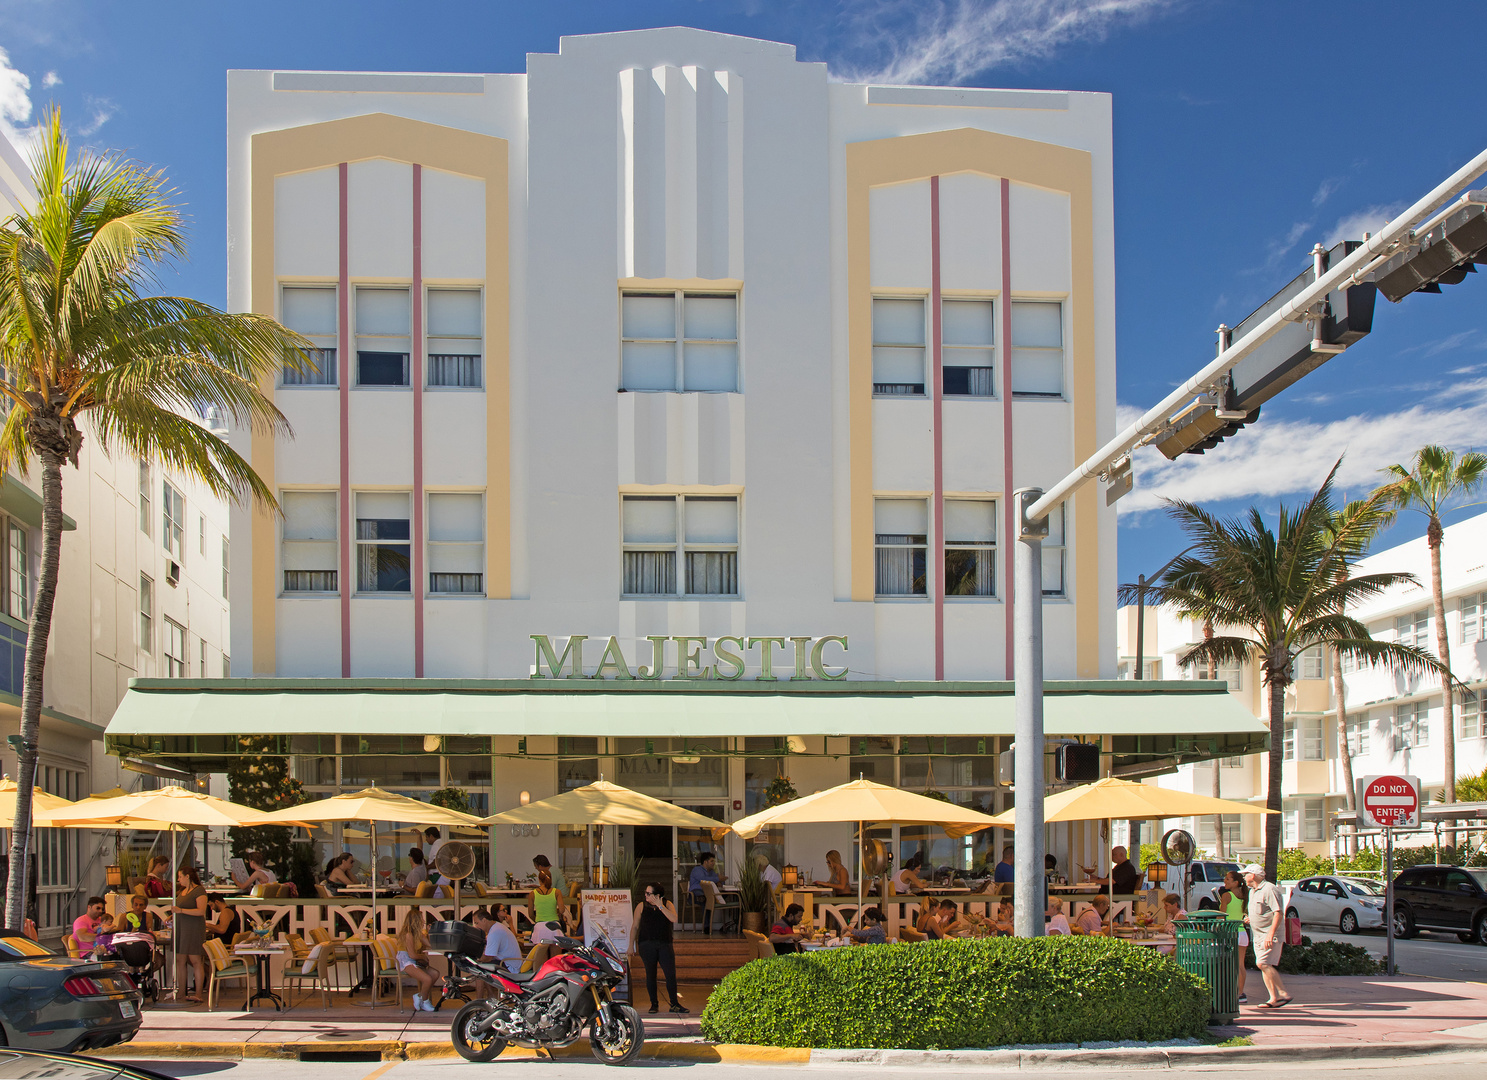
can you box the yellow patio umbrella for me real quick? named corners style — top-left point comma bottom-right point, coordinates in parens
top-left (0, 777), bottom-right (76, 829)
top-left (729, 778), bottom-right (1001, 919)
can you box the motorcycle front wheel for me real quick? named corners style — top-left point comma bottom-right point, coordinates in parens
top-left (451, 1001), bottom-right (508, 1062)
top-left (589, 1004), bottom-right (644, 1066)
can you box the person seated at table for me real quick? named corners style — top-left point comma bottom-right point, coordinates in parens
top-left (145, 856), bottom-right (173, 898)
top-left (72, 896), bottom-right (105, 952)
top-left (891, 853), bottom-right (927, 894)
top-left (769, 903), bottom-right (808, 954)
top-left (472, 906), bottom-right (523, 989)
top-left (1157, 892), bottom-right (1187, 928)
top-left (402, 848), bottom-right (429, 894)
top-left (232, 850), bottom-right (276, 892)
top-left (324, 852), bottom-right (360, 894)
top-left (753, 850), bottom-right (782, 891)
top-left (1075, 894), bottom-right (1110, 936)
top-left (528, 869), bottom-right (568, 930)
top-left (813, 850), bottom-right (851, 896)
top-left (915, 900), bottom-right (942, 936)
top-left (991, 898), bottom-right (1015, 936)
top-left (396, 908), bottom-right (438, 1012)
top-left (688, 852), bottom-right (727, 935)
top-left (119, 893), bottom-right (168, 975)
top-left (848, 907), bottom-right (888, 944)
top-left (90, 913), bottom-right (117, 957)
top-left (993, 846), bottom-right (1016, 885)
top-left (1081, 846), bottom-right (1141, 895)
top-left (1045, 897), bottom-right (1071, 935)
top-left (204, 894), bottom-right (242, 943)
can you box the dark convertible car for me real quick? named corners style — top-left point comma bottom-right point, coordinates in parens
top-left (0, 931), bottom-right (142, 1053)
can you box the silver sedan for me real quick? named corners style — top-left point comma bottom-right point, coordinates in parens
top-left (1285, 875), bottom-right (1386, 934)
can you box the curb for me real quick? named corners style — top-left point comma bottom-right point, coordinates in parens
top-left (100, 1039), bottom-right (810, 1064)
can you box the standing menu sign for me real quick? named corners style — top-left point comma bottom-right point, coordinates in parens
top-left (581, 889), bottom-right (633, 1001)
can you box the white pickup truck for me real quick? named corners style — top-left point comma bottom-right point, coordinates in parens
top-left (1184, 860), bottom-right (1242, 909)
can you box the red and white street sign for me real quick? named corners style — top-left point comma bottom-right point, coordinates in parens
top-left (1358, 774), bottom-right (1420, 830)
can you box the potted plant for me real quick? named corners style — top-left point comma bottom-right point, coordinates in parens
top-left (764, 775), bottom-right (798, 807)
top-left (607, 853), bottom-right (640, 892)
top-left (736, 854), bottom-right (770, 934)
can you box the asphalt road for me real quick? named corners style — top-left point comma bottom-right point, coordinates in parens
top-left (123, 1054), bottom-right (1487, 1080)
top-left (1300, 925), bottom-right (1487, 981)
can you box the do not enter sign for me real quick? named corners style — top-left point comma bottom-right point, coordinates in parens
top-left (1359, 774), bottom-right (1420, 829)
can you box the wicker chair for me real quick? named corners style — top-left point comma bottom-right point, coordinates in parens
top-left (741, 928), bottom-right (774, 961)
top-left (701, 880), bottom-right (741, 935)
top-left (203, 938), bottom-right (251, 1012)
top-left (308, 927), bottom-right (357, 989)
top-left (519, 942), bottom-right (551, 974)
top-left (414, 880), bottom-right (435, 898)
top-left (281, 943), bottom-right (332, 1010)
top-left (370, 934), bottom-right (405, 1011)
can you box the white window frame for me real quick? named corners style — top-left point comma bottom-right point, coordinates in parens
top-left (874, 497), bottom-right (928, 598)
top-left (1302, 714), bottom-right (1324, 760)
top-left (426, 491), bottom-right (486, 596)
top-left (1041, 502), bottom-right (1066, 597)
top-left (425, 286), bottom-right (484, 389)
top-left (1302, 798), bottom-right (1325, 843)
top-left (1460, 690), bottom-right (1482, 740)
top-left (943, 497), bottom-right (997, 599)
top-left (940, 297), bottom-right (996, 398)
top-left (6, 519), bottom-right (28, 622)
top-left (138, 574), bottom-right (153, 653)
top-left (1462, 592), bottom-right (1485, 644)
top-left (1010, 299), bottom-right (1066, 398)
top-left (620, 290), bottom-right (740, 393)
top-left (221, 537), bottom-right (230, 599)
top-left (1283, 717), bottom-right (1296, 761)
top-left (163, 617), bottom-right (187, 678)
top-left (871, 296), bottom-right (927, 397)
top-left (354, 285), bottom-right (412, 388)
top-left (1396, 608), bottom-right (1431, 651)
top-left (138, 460), bottom-right (152, 537)
top-left (354, 491), bottom-right (412, 594)
top-left (1217, 660), bottom-right (1243, 690)
top-left (1297, 645), bottom-right (1325, 680)
top-left (199, 637), bottom-right (207, 679)
top-left (281, 490), bottom-right (340, 595)
top-left (620, 494), bottom-right (740, 599)
top-left (162, 480), bottom-right (184, 561)
top-left (1395, 700), bottom-right (1430, 750)
top-left (280, 283), bottom-right (339, 387)
top-left (1345, 714), bottom-right (1370, 757)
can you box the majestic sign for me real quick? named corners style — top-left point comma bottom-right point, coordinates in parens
top-left (530, 634), bottom-right (849, 681)
top-left (1359, 774), bottom-right (1420, 830)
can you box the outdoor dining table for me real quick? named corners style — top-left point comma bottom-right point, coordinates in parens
top-left (232, 944), bottom-right (286, 1011)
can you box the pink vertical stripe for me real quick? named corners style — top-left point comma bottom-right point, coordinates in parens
top-left (1000, 177), bottom-right (1015, 679)
top-left (930, 176), bottom-right (945, 682)
top-left (412, 164), bottom-right (425, 677)
top-left (338, 162), bottom-right (351, 679)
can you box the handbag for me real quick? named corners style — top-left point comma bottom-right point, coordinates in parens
top-left (1284, 916), bottom-right (1302, 946)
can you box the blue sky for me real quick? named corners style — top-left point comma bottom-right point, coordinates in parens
top-left (2, 0), bottom-right (1484, 587)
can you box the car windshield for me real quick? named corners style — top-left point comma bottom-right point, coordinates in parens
top-left (0, 936), bottom-right (52, 959)
top-left (1343, 879), bottom-right (1383, 896)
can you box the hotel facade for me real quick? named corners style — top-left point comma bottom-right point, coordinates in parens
top-left (107, 29), bottom-right (1262, 887)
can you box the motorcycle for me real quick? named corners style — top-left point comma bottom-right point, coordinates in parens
top-left (429, 921), bottom-right (643, 1066)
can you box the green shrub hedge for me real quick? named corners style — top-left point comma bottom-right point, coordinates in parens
top-left (1239, 936), bottom-right (1380, 975)
top-left (699, 937), bottom-right (1211, 1049)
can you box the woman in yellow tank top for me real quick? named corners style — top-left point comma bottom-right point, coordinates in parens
top-left (1221, 870), bottom-right (1249, 1004)
top-left (529, 869), bottom-right (567, 929)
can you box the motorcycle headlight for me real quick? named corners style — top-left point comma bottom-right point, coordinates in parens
top-left (606, 955), bottom-right (624, 975)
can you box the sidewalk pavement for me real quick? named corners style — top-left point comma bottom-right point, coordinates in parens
top-left (101, 975), bottom-right (1487, 1062)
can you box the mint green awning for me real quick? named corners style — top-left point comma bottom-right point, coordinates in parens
top-left (1, 476), bottom-right (77, 531)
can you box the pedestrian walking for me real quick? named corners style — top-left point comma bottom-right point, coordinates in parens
top-left (628, 882), bottom-right (687, 1015)
top-left (1242, 863), bottom-right (1291, 1008)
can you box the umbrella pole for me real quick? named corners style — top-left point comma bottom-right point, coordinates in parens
top-left (370, 820), bottom-right (378, 1010)
top-left (171, 829), bottom-right (179, 997)
top-left (857, 820), bottom-right (863, 930)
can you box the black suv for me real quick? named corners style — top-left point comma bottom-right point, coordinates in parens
top-left (1391, 865), bottom-right (1487, 944)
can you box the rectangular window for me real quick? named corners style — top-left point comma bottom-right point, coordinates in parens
top-left (199, 637), bottom-right (207, 678)
top-left (941, 299), bottom-right (995, 397)
top-left (281, 490), bottom-right (339, 593)
top-left (1041, 502), bottom-right (1066, 597)
top-left (162, 481), bottom-right (184, 560)
top-left (1010, 300), bottom-right (1064, 396)
top-left (163, 618), bottom-right (186, 678)
top-left (281, 285), bottom-right (338, 385)
top-left (1283, 717), bottom-right (1296, 761)
top-left (1395, 700), bottom-right (1430, 749)
top-left (621, 494), bottom-right (739, 597)
top-left (7, 523), bottom-right (27, 621)
top-left (138, 460), bottom-right (152, 537)
top-left (138, 575), bottom-right (152, 651)
top-left (1460, 691), bottom-right (1482, 740)
top-left (426, 288), bottom-right (483, 388)
top-left (1297, 645), bottom-right (1324, 680)
top-left (1340, 649), bottom-right (1357, 675)
top-left (355, 286), bottom-right (411, 387)
top-left (944, 499), bottom-right (996, 597)
top-left (620, 292), bottom-right (738, 392)
top-left (1303, 799), bottom-right (1325, 843)
top-left (1346, 714), bottom-right (1369, 756)
top-left (427, 492), bottom-right (485, 594)
top-left (198, 516), bottom-right (205, 556)
top-left (1396, 608), bottom-right (1431, 651)
top-left (1217, 660), bottom-right (1243, 690)
top-left (1462, 592), bottom-right (1485, 644)
top-left (872, 298), bottom-right (925, 395)
top-left (1302, 715), bottom-right (1324, 760)
top-left (355, 492), bottom-right (411, 592)
top-left (1223, 756), bottom-right (1245, 768)
top-left (1198, 814), bottom-right (1241, 848)
top-left (874, 498), bottom-right (927, 597)
top-left (221, 537), bottom-right (230, 598)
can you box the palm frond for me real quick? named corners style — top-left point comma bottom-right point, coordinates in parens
top-left (1176, 636), bottom-right (1258, 672)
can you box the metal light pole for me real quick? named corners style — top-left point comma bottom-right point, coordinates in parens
top-left (1013, 488), bottom-right (1048, 938)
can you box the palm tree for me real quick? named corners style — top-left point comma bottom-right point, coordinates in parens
top-left (1320, 493), bottom-right (1397, 853)
top-left (0, 111), bottom-right (301, 928)
top-left (1374, 445), bottom-right (1487, 805)
top-left (1127, 462), bottom-right (1445, 881)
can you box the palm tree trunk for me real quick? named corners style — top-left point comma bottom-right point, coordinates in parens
top-left (1333, 646), bottom-right (1356, 857)
top-left (4, 450), bottom-right (65, 929)
top-left (1264, 666), bottom-right (1286, 883)
top-left (1427, 518), bottom-right (1455, 804)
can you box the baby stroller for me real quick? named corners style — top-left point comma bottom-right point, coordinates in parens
top-left (111, 932), bottom-right (161, 1003)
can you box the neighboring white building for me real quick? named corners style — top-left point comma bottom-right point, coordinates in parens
top-left (0, 128), bottom-right (233, 935)
top-left (1117, 510), bottom-right (1487, 857)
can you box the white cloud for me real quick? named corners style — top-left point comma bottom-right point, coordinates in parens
top-left (1118, 380), bottom-right (1487, 517)
top-left (1312, 176), bottom-right (1342, 207)
top-left (41, 71), bottom-right (59, 88)
top-left (1325, 202), bottom-right (1404, 247)
top-left (77, 94), bottom-right (115, 137)
top-left (0, 46), bottom-right (34, 143)
top-left (833, 0), bottom-right (1181, 85)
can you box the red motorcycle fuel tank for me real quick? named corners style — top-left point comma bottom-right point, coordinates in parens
top-left (536, 953), bottom-right (596, 979)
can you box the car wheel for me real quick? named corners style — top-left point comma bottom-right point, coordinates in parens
top-left (1286, 906), bottom-right (1299, 923)
top-left (1339, 910), bottom-right (1358, 935)
top-left (1393, 905), bottom-right (1416, 939)
top-left (1474, 913), bottom-right (1487, 947)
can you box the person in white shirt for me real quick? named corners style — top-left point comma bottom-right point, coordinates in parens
top-left (232, 851), bottom-right (276, 891)
top-left (473, 905), bottom-right (523, 990)
top-left (754, 851), bottom-right (782, 891)
top-left (891, 853), bottom-right (928, 894)
top-left (1045, 897), bottom-right (1071, 935)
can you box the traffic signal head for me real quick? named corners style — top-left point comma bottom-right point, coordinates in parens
top-left (1374, 198), bottom-right (1487, 302)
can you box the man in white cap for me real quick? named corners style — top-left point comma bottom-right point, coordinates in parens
top-left (1242, 863), bottom-right (1291, 1008)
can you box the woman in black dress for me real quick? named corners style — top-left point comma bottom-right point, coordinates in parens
top-left (627, 882), bottom-right (687, 1015)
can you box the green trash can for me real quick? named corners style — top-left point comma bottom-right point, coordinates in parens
top-left (1172, 911), bottom-right (1239, 1024)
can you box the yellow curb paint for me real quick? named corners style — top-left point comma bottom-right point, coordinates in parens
top-left (358, 1060), bottom-right (404, 1080)
top-left (96, 1039), bottom-right (812, 1064)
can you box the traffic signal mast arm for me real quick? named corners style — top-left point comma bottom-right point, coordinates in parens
top-left (1024, 144), bottom-right (1487, 525)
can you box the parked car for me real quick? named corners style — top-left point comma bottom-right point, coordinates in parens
top-left (0, 1048), bottom-right (171, 1080)
top-left (0, 931), bottom-right (142, 1053)
top-left (1283, 875), bottom-right (1385, 934)
top-left (1187, 861), bottom-right (1242, 909)
top-left (1391, 865), bottom-right (1487, 945)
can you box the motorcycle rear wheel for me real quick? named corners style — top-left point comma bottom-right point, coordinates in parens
top-left (451, 1001), bottom-right (508, 1062)
top-left (590, 1004), bottom-right (644, 1066)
